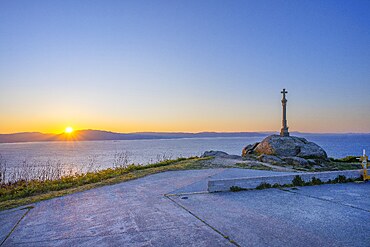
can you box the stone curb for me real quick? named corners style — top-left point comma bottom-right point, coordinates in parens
top-left (208, 170), bottom-right (363, 192)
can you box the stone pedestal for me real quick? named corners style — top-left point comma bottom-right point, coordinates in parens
top-left (280, 127), bottom-right (289, 137)
top-left (242, 135), bottom-right (328, 160)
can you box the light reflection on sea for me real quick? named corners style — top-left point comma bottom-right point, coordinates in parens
top-left (0, 134), bottom-right (369, 173)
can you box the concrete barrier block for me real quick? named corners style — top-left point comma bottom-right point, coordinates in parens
top-left (208, 170), bottom-right (362, 192)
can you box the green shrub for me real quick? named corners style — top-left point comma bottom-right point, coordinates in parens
top-left (292, 175), bottom-right (305, 186)
top-left (311, 177), bottom-right (323, 185)
top-left (339, 156), bottom-right (359, 163)
top-left (333, 175), bottom-right (347, 183)
top-left (256, 182), bottom-right (272, 190)
top-left (329, 156), bottom-right (359, 163)
top-left (230, 186), bottom-right (244, 192)
top-left (272, 183), bottom-right (281, 188)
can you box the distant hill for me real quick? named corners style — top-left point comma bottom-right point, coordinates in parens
top-left (0, 130), bottom-right (267, 144)
top-left (0, 132), bottom-right (62, 143)
top-left (2, 130), bottom-right (367, 144)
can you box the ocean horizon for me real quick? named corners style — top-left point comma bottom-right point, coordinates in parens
top-left (1, 134), bottom-right (369, 178)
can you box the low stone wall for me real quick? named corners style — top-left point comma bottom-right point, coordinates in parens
top-left (208, 170), bottom-right (362, 193)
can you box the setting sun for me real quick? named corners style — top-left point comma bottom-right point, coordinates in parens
top-left (65, 127), bottom-right (73, 133)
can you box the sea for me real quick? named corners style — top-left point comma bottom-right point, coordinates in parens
top-left (0, 134), bottom-right (369, 180)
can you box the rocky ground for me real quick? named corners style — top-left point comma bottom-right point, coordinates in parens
top-left (201, 147), bottom-right (361, 172)
top-left (201, 151), bottom-right (296, 172)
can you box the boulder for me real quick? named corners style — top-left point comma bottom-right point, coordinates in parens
top-left (201, 150), bottom-right (241, 160)
top-left (307, 159), bottom-right (318, 166)
top-left (242, 142), bottom-right (259, 156)
top-left (282, 157), bottom-right (309, 167)
top-left (201, 150), bottom-right (228, 158)
top-left (253, 135), bottom-right (327, 160)
top-left (257, 154), bottom-right (285, 165)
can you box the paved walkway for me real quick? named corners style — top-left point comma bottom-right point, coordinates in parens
top-left (1, 169), bottom-right (369, 246)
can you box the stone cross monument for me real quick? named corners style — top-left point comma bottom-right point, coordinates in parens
top-left (280, 88), bottom-right (289, 137)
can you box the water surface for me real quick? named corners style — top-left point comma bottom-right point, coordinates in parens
top-left (0, 134), bottom-right (369, 180)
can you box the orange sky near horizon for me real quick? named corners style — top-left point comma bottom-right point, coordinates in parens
top-left (2, 106), bottom-right (369, 134)
top-left (1, 84), bottom-right (369, 134)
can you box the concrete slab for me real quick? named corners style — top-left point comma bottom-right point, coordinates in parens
top-left (208, 170), bottom-right (362, 192)
top-left (210, 168), bottom-right (296, 180)
top-left (0, 209), bottom-right (27, 244)
top-left (1, 169), bottom-right (369, 246)
top-left (169, 179), bottom-right (210, 195)
top-left (170, 168), bottom-right (294, 195)
top-left (2, 169), bottom-right (233, 246)
top-left (8, 225), bottom-right (233, 247)
top-left (285, 182), bottom-right (370, 211)
top-left (172, 183), bottom-right (370, 247)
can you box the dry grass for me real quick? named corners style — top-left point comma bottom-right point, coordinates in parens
top-left (0, 157), bottom-right (212, 211)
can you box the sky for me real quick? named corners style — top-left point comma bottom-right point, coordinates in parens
top-left (0, 0), bottom-right (369, 134)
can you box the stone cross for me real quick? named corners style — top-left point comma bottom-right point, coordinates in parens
top-left (280, 88), bottom-right (289, 137)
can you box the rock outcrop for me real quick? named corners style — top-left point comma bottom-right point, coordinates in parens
top-left (242, 135), bottom-right (328, 167)
top-left (201, 150), bottom-right (242, 160)
top-left (257, 154), bottom-right (286, 165)
top-left (251, 135), bottom-right (327, 159)
top-left (281, 156), bottom-right (309, 167)
top-left (242, 142), bottom-right (259, 156)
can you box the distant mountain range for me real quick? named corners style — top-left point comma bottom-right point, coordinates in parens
top-left (0, 130), bottom-right (368, 144)
top-left (0, 130), bottom-right (269, 143)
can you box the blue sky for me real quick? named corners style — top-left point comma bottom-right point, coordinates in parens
top-left (0, 0), bottom-right (369, 133)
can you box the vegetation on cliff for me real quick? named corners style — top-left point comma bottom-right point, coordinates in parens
top-left (0, 156), bottom-right (213, 211)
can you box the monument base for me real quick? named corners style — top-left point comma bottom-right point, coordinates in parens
top-left (280, 128), bottom-right (289, 137)
top-left (242, 134), bottom-right (328, 160)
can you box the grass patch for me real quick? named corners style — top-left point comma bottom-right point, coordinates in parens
top-left (272, 183), bottom-right (282, 188)
top-left (0, 157), bottom-right (212, 211)
top-left (244, 175), bottom-right (362, 192)
top-left (256, 182), bottom-right (272, 190)
top-left (230, 186), bottom-right (245, 192)
top-left (292, 175), bottom-right (305, 186)
top-left (311, 177), bottom-right (323, 185)
top-left (329, 156), bottom-right (359, 163)
top-left (314, 162), bottom-right (362, 171)
top-left (290, 175), bottom-right (359, 188)
top-left (290, 175), bottom-right (358, 187)
top-left (330, 162), bottom-right (362, 170)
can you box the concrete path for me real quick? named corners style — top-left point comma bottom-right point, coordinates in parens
top-left (171, 183), bottom-right (370, 247)
top-left (0, 169), bottom-right (369, 246)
